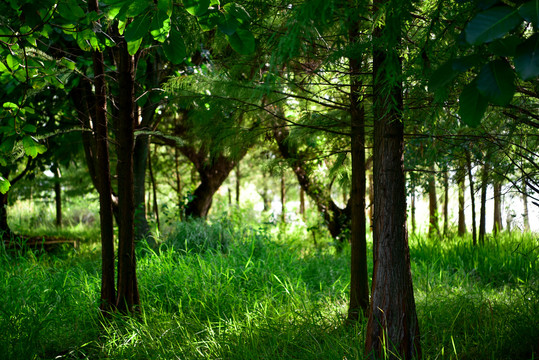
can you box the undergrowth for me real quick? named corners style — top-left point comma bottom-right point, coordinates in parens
top-left (0, 218), bottom-right (537, 359)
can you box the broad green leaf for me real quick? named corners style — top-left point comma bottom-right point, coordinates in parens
top-left (125, 13), bottom-right (152, 43)
top-left (163, 28), bottom-right (186, 64)
top-left (218, 13), bottom-right (240, 35)
top-left (183, 0), bottom-right (210, 16)
top-left (465, 6), bottom-right (522, 44)
top-left (514, 34), bottom-right (539, 80)
top-left (210, 0), bottom-right (220, 5)
top-left (458, 81), bottom-right (488, 127)
top-left (150, 9), bottom-right (171, 42)
top-left (57, 1), bottom-right (86, 20)
top-left (428, 61), bottom-right (459, 92)
top-left (22, 136), bottom-right (47, 158)
top-left (6, 54), bottom-right (17, 71)
top-left (0, 61), bottom-right (7, 73)
top-left (451, 54), bottom-right (483, 71)
top-left (197, 9), bottom-right (222, 31)
top-left (22, 124), bottom-right (37, 133)
top-left (60, 58), bottom-right (76, 70)
top-left (3, 102), bottom-right (19, 110)
top-left (158, 0), bottom-right (173, 16)
top-left (476, 59), bottom-right (516, 105)
top-left (519, 0), bottom-right (539, 29)
top-left (128, 38), bottom-right (144, 55)
top-left (226, 28), bottom-right (255, 55)
top-left (0, 136), bottom-right (16, 153)
top-left (0, 177), bottom-right (10, 194)
top-left (126, 0), bottom-right (152, 17)
top-left (488, 35), bottom-right (522, 56)
top-left (223, 3), bottom-right (250, 24)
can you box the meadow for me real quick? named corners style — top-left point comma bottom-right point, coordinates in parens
top-left (1, 201), bottom-right (538, 360)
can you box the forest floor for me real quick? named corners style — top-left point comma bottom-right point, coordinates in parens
top-left (0, 216), bottom-right (538, 360)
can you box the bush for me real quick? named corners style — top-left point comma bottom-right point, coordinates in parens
top-left (164, 218), bottom-right (233, 254)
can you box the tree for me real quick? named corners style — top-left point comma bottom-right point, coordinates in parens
top-left (366, 1), bottom-right (421, 358)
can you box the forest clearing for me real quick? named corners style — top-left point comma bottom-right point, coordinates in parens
top-left (1, 0), bottom-right (538, 359)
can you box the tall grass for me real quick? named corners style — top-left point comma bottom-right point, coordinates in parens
top-left (0, 213), bottom-right (537, 359)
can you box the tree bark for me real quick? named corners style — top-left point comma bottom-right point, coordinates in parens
top-left (479, 162), bottom-right (489, 245)
top-left (493, 181), bottom-right (502, 234)
top-left (133, 134), bottom-right (151, 242)
top-left (0, 192), bottom-right (10, 239)
top-left (522, 180), bottom-right (530, 231)
top-left (428, 165), bottom-right (439, 237)
top-left (443, 170), bottom-right (449, 236)
top-left (235, 162), bottom-right (241, 205)
top-left (347, 21), bottom-right (369, 320)
top-left (366, 2), bottom-right (421, 358)
top-left (53, 165), bottom-right (62, 228)
top-left (114, 39), bottom-right (139, 313)
top-left (148, 144), bottom-right (160, 231)
top-left (411, 186), bottom-right (416, 234)
top-left (174, 147), bottom-right (183, 219)
top-left (299, 186), bottom-right (305, 217)
top-left (465, 151), bottom-right (477, 246)
top-left (88, 0), bottom-right (116, 312)
top-left (458, 169), bottom-right (466, 237)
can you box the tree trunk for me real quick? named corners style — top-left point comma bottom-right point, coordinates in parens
top-left (299, 186), bottom-right (305, 217)
top-left (458, 170), bottom-right (466, 237)
top-left (174, 147), bottom-right (183, 219)
top-left (465, 151), bottom-right (477, 246)
top-left (428, 165), bottom-right (439, 237)
top-left (89, 0), bottom-right (116, 312)
top-left (411, 186), bottom-right (416, 234)
top-left (479, 162), bottom-right (489, 245)
top-left (0, 192), bottom-right (10, 239)
top-left (115, 40), bottom-right (139, 313)
top-left (148, 145), bottom-right (160, 232)
top-left (235, 162), bottom-right (241, 205)
top-left (522, 180), bottom-right (530, 231)
top-left (133, 134), bottom-right (151, 242)
top-left (443, 170), bottom-right (449, 236)
top-left (493, 181), bottom-right (502, 234)
top-left (366, 3), bottom-right (421, 358)
top-left (53, 165), bottom-right (62, 228)
top-left (281, 172), bottom-right (286, 223)
top-left (347, 20), bottom-right (369, 320)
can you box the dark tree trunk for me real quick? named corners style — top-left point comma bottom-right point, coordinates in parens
top-left (174, 147), bottom-right (183, 219)
top-left (148, 145), bottom-right (160, 231)
top-left (53, 165), bottom-right (62, 228)
top-left (88, 0), bottom-right (116, 312)
top-left (479, 162), bottom-right (489, 245)
top-left (366, 2), bottom-right (421, 358)
top-left (0, 192), bottom-right (10, 239)
top-left (235, 162), bottom-right (241, 205)
top-left (411, 187), bottom-right (416, 234)
top-left (347, 22), bottom-right (369, 320)
top-left (184, 156), bottom-right (238, 218)
top-left (458, 169), bottom-right (466, 236)
top-left (281, 172), bottom-right (286, 223)
top-left (272, 121), bottom-right (351, 242)
top-left (493, 181), bottom-right (502, 234)
top-left (368, 170), bottom-right (374, 227)
top-left (133, 134), bottom-right (151, 242)
top-left (443, 170), bottom-right (449, 236)
top-left (465, 151), bottom-right (477, 246)
top-left (428, 165), bottom-right (439, 237)
top-left (115, 40), bottom-right (139, 313)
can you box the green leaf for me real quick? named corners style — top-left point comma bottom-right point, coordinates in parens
top-left (222, 3), bottom-right (250, 24)
top-left (197, 9), bottom-right (222, 31)
top-left (22, 136), bottom-right (47, 158)
top-left (514, 34), bottom-right (539, 80)
top-left (150, 9), bottom-right (171, 42)
top-left (465, 6), bottom-right (522, 44)
top-left (0, 61), bottom-right (7, 73)
top-left (163, 28), bottom-right (186, 64)
top-left (158, 0), bottom-right (173, 16)
top-left (6, 54), bottom-right (18, 71)
top-left (128, 38), bottom-right (143, 55)
top-left (3, 102), bottom-right (19, 110)
top-left (519, 0), bottom-right (539, 29)
top-left (488, 35), bottom-right (522, 56)
top-left (476, 59), bottom-right (516, 105)
top-left (0, 136), bottom-right (16, 153)
top-left (22, 124), bottom-right (36, 133)
top-left (126, 0), bottom-right (152, 17)
top-left (429, 61), bottom-right (459, 92)
top-left (0, 177), bottom-right (10, 194)
top-left (125, 13), bottom-right (152, 43)
top-left (183, 0), bottom-right (210, 16)
top-left (451, 54), bottom-right (483, 71)
top-left (226, 28), bottom-right (255, 55)
top-left (458, 81), bottom-right (488, 127)
top-left (57, 0), bottom-right (86, 20)
top-left (218, 13), bottom-right (240, 35)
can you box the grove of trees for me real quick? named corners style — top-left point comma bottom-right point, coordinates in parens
top-left (1, 0), bottom-right (537, 358)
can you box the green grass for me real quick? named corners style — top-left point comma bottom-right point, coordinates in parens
top-left (0, 215), bottom-right (537, 359)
